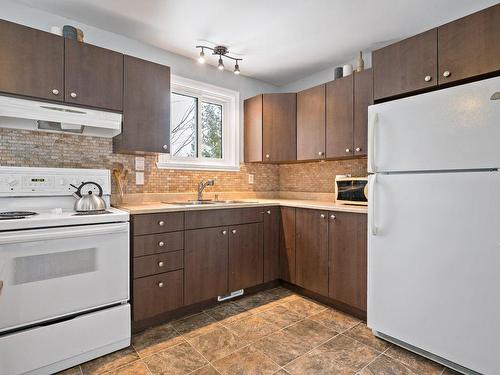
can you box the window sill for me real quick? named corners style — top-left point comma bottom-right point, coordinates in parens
top-left (156, 161), bottom-right (241, 172)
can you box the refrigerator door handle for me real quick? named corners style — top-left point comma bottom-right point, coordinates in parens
top-left (368, 112), bottom-right (378, 173)
top-left (369, 174), bottom-right (378, 235)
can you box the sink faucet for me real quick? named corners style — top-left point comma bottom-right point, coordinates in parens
top-left (197, 179), bottom-right (214, 201)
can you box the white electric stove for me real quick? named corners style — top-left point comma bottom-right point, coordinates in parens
top-left (0, 167), bottom-right (130, 375)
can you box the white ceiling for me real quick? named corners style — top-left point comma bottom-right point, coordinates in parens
top-left (17, 0), bottom-right (499, 86)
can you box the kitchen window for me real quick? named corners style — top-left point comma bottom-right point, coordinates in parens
top-left (157, 75), bottom-right (239, 171)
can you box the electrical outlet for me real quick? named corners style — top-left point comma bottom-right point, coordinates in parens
top-left (248, 174), bottom-right (255, 184)
top-left (136, 171), bottom-right (144, 185)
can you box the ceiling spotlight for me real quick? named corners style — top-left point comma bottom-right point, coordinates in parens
top-left (195, 45), bottom-right (242, 74)
top-left (198, 49), bottom-right (205, 64)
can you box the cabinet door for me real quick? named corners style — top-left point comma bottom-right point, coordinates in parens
top-left (279, 207), bottom-right (296, 283)
top-left (295, 209), bottom-right (329, 296)
top-left (64, 39), bottom-right (123, 111)
top-left (228, 223), bottom-right (263, 291)
top-left (297, 85), bottom-right (326, 160)
top-left (185, 227), bottom-right (228, 305)
top-left (438, 4), bottom-right (500, 85)
top-left (328, 212), bottom-right (367, 311)
top-left (114, 56), bottom-right (171, 153)
top-left (263, 207), bottom-right (280, 282)
top-left (373, 29), bottom-right (438, 100)
top-left (263, 93), bottom-right (297, 162)
top-left (326, 76), bottom-right (353, 158)
top-left (353, 69), bottom-right (372, 157)
top-left (0, 20), bottom-right (64, 101)
top-left (244, 95), bottom-right (263, 162)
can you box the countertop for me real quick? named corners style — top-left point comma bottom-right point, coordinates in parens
top-left (115, 198), bottom-right (367, 215)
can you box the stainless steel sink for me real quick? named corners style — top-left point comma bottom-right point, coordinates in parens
top-left (214, 200), bottom-right (257, 204)
top-left (165, 200), bottom-right (216, 205)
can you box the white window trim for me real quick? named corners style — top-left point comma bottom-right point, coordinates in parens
top-left (157, 75), bottom-right (240, 171)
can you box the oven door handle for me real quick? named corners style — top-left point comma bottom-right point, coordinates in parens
top-left (0, 222), bottom-right (129, 245)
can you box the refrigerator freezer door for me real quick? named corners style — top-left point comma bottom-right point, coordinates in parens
top-left (368, 76), bottom-right (500, 173)
top-left (367, 171), bottom-right (500, 374)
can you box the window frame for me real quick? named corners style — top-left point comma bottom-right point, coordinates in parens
top-left (158, 75), bottom-right (240, 171)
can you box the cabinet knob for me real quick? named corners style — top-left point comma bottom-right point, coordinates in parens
top-left (158, 241), bottom-right (165, 247)
top-left (320, 214), bottom-right (326, 219)
top-left (158, 282), bottom-right (164, 288)
top-left (355, 147), bottom-right (361, 152)
top-left (163, 144), bottom-right (168, 150)
top-left (345, 148), bottom-right (351, 153)
top-left (265, 154), bottom-right (270, 159)
top-left (158, 261), bottom-right (164, 267)
top-left (424, 75), bottom-right (432, 82)
top-left (266, 210), bottom-right (271, 215)
top-left (222, 230), bottom-right (227, 235)
top-left (52, 89), bottom-right (59, 95)
top-left (70, 92), bottom-right (77, 98)
top-left (158, 220), bottom-right (165, 226)
top-left (330, 214), bottom-right (336, 220)
top-left (231, 229), bottom-right (237, 234)
top-left (443, 71), bottom-right (451, 78)
top-left (318, 151), bottom-right (324, 156)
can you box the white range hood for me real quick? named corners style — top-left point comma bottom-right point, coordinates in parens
top-left (0, 95), bottom-right (122, 137)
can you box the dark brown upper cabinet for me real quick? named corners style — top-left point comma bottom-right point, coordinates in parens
top-left (328, 211), bottom-right (367, 313)
top-left (113, 55), bottom-right (171, 154)
top-left (353, 69), bottom-right (372, 156)
top-left (326, 75), bottom-right (354, 158)
top-left (244, 93), bottom-right (296, 163)
top-left (438, 3), bottom-right (500, 85)
top-left (228, 223), bottom-right (264, 291)
top-left (373, 29), bottom-right (438, 101)
top-left (64, 39), bottom-right (123, 111)
top-left (0, 20), bottom-right (64, 101)
top-left (297, 84), bottom-right (326, 161)
top-left (295, 208), bottom-right (329, 296)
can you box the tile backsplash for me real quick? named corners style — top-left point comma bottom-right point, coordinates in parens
top-left (0, 128), bottom-right (367, 196)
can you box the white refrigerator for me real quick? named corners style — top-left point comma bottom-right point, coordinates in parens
top-left (367, 76), bottom-right (500, 375)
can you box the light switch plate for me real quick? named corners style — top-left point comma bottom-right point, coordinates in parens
top-left (136, 171), bottom-right (144, 185)
top-left (135, 156), bottom-right (145, 171)
top-left (248, 174), bottom-right (255, 184)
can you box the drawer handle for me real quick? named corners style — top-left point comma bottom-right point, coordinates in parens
top-left (355, 147), bottom-right (362, 152)
top-left (158, 261), bottom-right (164, 267)
top-left (158, 220), bottom-right (165, 226)
top-left (52, 89), bottom-right (59, 95)
top-left (158, 282), bottom-right (164, 288)
top-left (443, 71), bottom-right (451, 78)
top-left (266, 210), bottom-right (271, 215)
top-left (222, 230), bottom-right (227, 235)
top-left (330, 214), bottom-right (336, 220)
top-left (70, 92), bottom-right (77, 98)
top-left (158, 241), bottom-right (165, 247)
top-left (424, 75), bottom-right (432, 82)
top-left (320, 214), bottom-right (326, 219)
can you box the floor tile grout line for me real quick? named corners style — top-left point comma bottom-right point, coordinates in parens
top-left (383, 346), bottom-right (446, 375)
top-left (354, 345), bottom-right (392, 374)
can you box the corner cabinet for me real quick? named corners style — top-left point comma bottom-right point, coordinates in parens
top-left (244, 93), bottom-right (296, 163)
top-left (0, 20), bottom-right (64, 101)
top-left (113, 56), bottom-right (171, 154)
top-left (297, 84), bottom-right (326, 161)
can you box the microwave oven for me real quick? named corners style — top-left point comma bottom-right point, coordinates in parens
top-left (335, 176), bottom-right (368, 206)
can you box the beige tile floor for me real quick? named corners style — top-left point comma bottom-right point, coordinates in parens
top-left (58, 287), bottom-right (460, 375)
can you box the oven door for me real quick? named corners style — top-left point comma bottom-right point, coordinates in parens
top-left (0, 222), bottom-right (129, 333)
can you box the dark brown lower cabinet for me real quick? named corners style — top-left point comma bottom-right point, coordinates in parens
top-left (184, 226), bottom-right (229, 305)
top-left (328, 212), bottom-right (367, 311)
top-left (133, 270), bottom-right (183, 322)
top-left (228, 223), bottom-right (264, 291)
top-left (295, 208), bottom-right (329, 296)
top-left (279, 207), bottom-right (296, 283)
top-left (263, 207), bottom-right (280, 282)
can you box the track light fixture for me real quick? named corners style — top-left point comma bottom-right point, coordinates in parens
top-left (196, 45), bottom-right (242, 75)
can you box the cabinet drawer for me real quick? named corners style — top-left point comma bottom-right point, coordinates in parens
top-left (133, 270), bottom-right (183, 322)
top-left (133, 231), bottom-right (184, 257)
top-left (133, 212), bottom-right (184, 235)
top-left (134, 250), bottom-right (183, 279)
top-left (185, 208), bottom-right (264, 229)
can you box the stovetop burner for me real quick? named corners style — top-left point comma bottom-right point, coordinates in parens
top-left (0, 211), bottom-right (38, 220)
